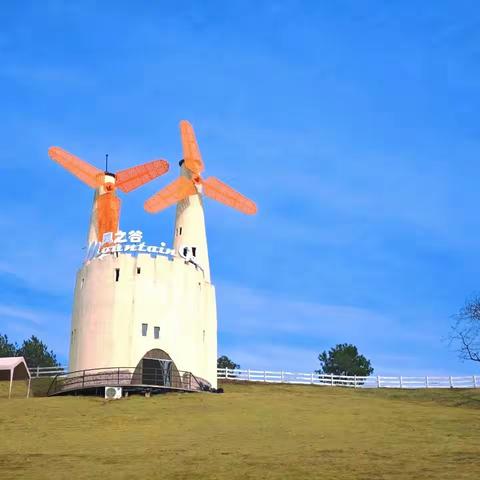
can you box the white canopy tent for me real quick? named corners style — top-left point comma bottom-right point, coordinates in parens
top-left (0, 357), bottom-right (31, 398)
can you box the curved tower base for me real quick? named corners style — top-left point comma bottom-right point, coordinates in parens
top-left (69, 253), bottom-right (217, 388)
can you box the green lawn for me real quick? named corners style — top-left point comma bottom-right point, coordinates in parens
top-left (1, 380), bottom-right (480, 479)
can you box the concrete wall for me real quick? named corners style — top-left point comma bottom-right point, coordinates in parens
top-left (69, 253), bottom-right (217, 388)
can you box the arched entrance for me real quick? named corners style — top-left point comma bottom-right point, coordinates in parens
top-left (134, 349), bottom-right (182, 389)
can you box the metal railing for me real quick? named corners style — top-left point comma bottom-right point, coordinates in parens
top-left (29, 366), bottom-right (480, 389)
top-left (47, 366), bottom-right (208, 396)
top-left (217, 368), bottom-right (480, 389)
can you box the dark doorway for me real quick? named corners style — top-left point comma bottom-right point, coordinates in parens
top-left (134, 349), bottom-right (181, 389)
top-left (142, 358), bottom-right (173, 386)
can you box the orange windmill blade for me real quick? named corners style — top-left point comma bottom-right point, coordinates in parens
top-left (116, 160), bottom-right (169, 193)
top-left (48, 147), bottom-right (103, 188)
top-left (144, 120), bottom-right (257, 215)
top-left (180, 120), bottom-right (204, 175)
top-left (144, 176), bottom-right (196, 213)
top-left (49, 146), bottom-right (170, 241)
top-left (96, 192), bottom-right (121, 240)
top-left (202, 177), bottom-right (257, 215)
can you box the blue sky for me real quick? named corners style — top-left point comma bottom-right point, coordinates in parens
top-left (1, 1), bottom-right (480, 375)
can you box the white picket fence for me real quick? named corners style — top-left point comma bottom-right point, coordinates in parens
top-left (29, 366), bottom-right (480, 389)
top-left (29, 366), bottom-right (67, 378)
top-left (217, 368), bottom-right (480, 389)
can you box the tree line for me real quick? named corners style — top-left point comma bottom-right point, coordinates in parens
top-left (218, 343), bottom-right (374, 376)
top-left (2, 335), bottom-right (373, 375)
top-left (0, 334), bottom-right (59, 367)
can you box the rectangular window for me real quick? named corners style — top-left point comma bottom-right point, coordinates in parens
top-left (179, 227), bottom-right (182, 235)
top-left (115, 268), bottom-right (120, 282)
top-left (137, 267), bottom-right (141, 274)
top-left (141, 323), bottom-right (148, 336)
top-left (154, 326), bottom-right (160, 339)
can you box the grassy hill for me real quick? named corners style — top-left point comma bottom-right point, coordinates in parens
top-left (1, 380), bottom-right (480, 479)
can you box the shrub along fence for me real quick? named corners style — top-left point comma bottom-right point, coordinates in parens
top-left (29, 366), bottom-right (480, 389)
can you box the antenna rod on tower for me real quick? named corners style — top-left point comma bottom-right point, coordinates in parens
top-left (105, 154), bottom-right (109, 173)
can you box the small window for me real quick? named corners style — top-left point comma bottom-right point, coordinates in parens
top-left (192, 247), bottom-right (197, 257)
top-left (154, 326), bottom-right (160, 339)
top-left (115, 268), bottom-right (120, 282)
top-left (141, 323), bottom-right (148, 336)
top-left (81, 278), bottom-right (85, 288)
top-left (137, 267), bottom-right (141, 274)
top-left (179, 227), bottom-right (183, 235)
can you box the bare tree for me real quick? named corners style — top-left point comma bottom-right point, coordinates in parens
top-left (451, 295), bottom-right (480, 363)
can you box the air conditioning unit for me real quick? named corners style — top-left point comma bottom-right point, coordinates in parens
top-left (105, 386), bottom-right (122, 400)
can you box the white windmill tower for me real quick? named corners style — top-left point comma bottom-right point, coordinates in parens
top-left (143, 120), bottom-right (257, 385)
